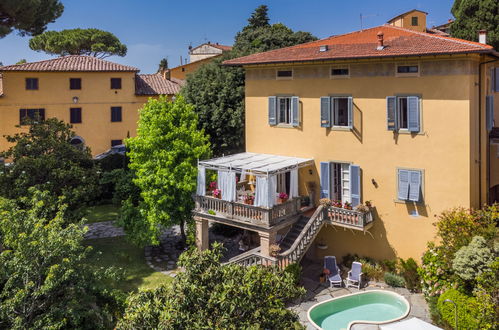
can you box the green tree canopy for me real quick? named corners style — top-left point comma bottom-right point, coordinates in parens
top-left (0, 191), bottom-right (120, 329)
top-left (451, 0), bottom-right (499, 49)
top-left (0, 0), bottom-right (64, 38)
top-left (182, 5), bottom-right (317, 156)
top-left (0, 118), bottom-right (100, 221)
top-left (120, 96), bottom-right (211, 245)
top-left (29, 28), bottom-right (127, 58)
top-left (117, 243), bottom-right (304, 329)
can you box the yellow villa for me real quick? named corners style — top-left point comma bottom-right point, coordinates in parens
top-left (0, 55), bottom-right (181, 156)
top-left (193, 25), bottom-right (499, 266)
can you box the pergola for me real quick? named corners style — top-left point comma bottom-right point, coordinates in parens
top-left (197, 152), bottom-right (313, 207)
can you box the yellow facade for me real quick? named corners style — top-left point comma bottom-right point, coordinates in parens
top-left (169, 55), bottom-right (222, 81)
top-left (243, 55), bottom-right (498, 261)
top-left (387, 10), bottom-right (427, 32)
top-left (0, 71), bottom-right (167, 156)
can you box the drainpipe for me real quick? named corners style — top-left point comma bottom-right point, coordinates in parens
top-left (478, 56), bottom-right (499, 205)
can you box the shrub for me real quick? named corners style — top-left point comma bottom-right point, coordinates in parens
top-left (384, 272), bottom-right (405, 287)
top-left (381, 259), bottom-right (398, 273)
top-left (360, 259), bottom-right (384, 281)
top-left (284, 263), bottom-right (302, 285)
top-left (419, 243), bottom-right (454, 297)
top-left (341, 253), bottom-right (360, 269)
top-left (437, 289), bottom-right (480, 330)
top-left (399, 258), bottom-right (421, 292)
top-left (452, 236), bottom-right (494, 282)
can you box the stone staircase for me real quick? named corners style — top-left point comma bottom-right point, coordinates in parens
top-left (279, 215), bottom-right (310, 252)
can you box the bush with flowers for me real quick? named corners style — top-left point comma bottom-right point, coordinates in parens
top-left (212, 188), bottom-right (221, 198)
top-left (418, 204), bottom-right (498, 328)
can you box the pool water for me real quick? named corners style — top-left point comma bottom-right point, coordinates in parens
top-left (308, 291), bottom-right (410, 330)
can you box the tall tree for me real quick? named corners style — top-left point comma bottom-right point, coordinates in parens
top-left (117, 243), bottom-right (304, 329)
top-left (29, 28), bottom-right (127, 58)
top-left (182, 5), bottom-right (317, 156)
top-left (0, 191), bottom-right (120, 329)
top-left (0, 118), bottom-right (100, 221)
top-left (451, 0), bottom-right (499, 49)
top-left (121, 96), bottom-right (211, 244)
top-left (0, 0), bottom-right (64, 38)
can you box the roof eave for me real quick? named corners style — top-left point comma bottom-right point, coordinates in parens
top-left (223, 49), bottom-right (495, 67)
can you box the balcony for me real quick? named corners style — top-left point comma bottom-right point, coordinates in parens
top-left (194, 195), bottom-right (302, 229)
top-left (325, 206), bottom-right (374, 231)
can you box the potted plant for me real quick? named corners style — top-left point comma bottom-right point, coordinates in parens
top-left (243, 193), bottom-right (254, 205)
top-left (331, 200), bottom-right (342, 208)
top-left (355, 203), bottom-right (370, 213)
top-left (208, 181), bottom-right (217, 192)
top-left (319, 198), bottom-right (332, 207)
top-left (343, 201), bottom-right (352, 210)
top-left (278, 192), bottom-right (289, 204)
top-left (212, 188), bottom-right (221, 199)
top-left (270, 244), bottom-right (281, 257)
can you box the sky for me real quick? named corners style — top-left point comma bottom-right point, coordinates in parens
top-left (0, 0), bottom-right (455, 74)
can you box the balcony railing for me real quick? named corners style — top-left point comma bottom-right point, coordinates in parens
top-left (326, 206), bottom-right (374, 230)
top-left (194, 195), bottom-right (301, 227)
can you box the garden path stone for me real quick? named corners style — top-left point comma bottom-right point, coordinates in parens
top-left (84, 221), bottom-right (125, 239)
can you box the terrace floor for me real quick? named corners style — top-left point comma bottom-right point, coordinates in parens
top-left (289, 259), bottom-right (433, 330)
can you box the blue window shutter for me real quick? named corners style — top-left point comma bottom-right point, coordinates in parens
top-left (320, 97), bottom-right (331, 127)
top-left (495, 68), bottom-right (499, 92)
top-left (291, 96), bottom-right (300, 127)
top-left (268, 96), bottom-right (277, 126)
top-left (398, 169), bottom-right (409, 200)
top-left (408, 96), bottom-right (420, 132)
top-left (409, 170), bottom-right (421, 202)
top-left (350, 164), bottom-right (361, 207)
top-left (387, 96), bottom-right (397, 131)
top-left (320, 162), bottom-right (330, 199)
top-left (347, 96), bottom-right (353, 128)
top-left (486, 95), bottom-right (494, 132)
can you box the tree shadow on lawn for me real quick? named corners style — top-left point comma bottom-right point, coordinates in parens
top-left (84, 236), bottom-right (172, 293)
top-left (83, 204), bottom-right (120, 224)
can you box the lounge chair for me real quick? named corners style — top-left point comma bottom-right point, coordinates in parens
top-left (324, 256), bottom-right (342, 287)
top-left (346, 261), bottom-right (363, 289)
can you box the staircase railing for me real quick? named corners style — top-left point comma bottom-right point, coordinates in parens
top-left (275, 205), bottom-right (326, 269)
top-left (227, 205), bottom-right (327, 270)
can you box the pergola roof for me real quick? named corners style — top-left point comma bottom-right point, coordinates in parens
top-left (199, 152), bottom-right (313, 175)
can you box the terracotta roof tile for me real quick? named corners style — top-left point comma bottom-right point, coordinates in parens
top-left (135, 74), bottom-right (181, 95)
top-left (224, 25), bottom-right (495, 66)
top-left (0, 55), bottom-right (139, 72)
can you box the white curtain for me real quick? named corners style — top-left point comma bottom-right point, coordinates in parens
top-left (240, 169), bottom-right (247, 182)
top-left (196, 165), bottom-right (206, 196)
top-left (217, 170), bottom-right (236, 202)
top-left (254, 176), bottom-right (269, 207)
top-left (290, 168), bottom-right (298, 198)
top-left (255, 175), bottom-right (277, 208)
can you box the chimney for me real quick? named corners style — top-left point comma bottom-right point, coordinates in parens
top-left (478, 30), bottom-right (487, 44)
top-left (376, 31), bottom-right (385, 50)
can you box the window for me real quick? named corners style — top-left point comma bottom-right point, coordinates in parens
top-left (268, 96), bottom-right (300, 127)
top-left (182, 68), bottom-right (185, 72)
top-left (278, 97), bottom-right (292, 124)
top-left (110, 78), bottom-right (122, 89)
top-left (19, 108), bottom-right (45, 125)
top-left (276, 70), bottom-right (293, 79)
top-left (411, 16), bottom-right (418, 26)
top-left (331, 68), bottom-right (349, 77)
top-left (70, 78), bottom-right (81, 90)
top-left (70, 107), bottom-right (82, 124)
top-left (111, 139), bottom-right (123, 147)
top-left (397, 65), bottom-right (419, 74)
top-left (387, 96), bottom-right (420, 132)
top-left (397, 169), bottom-right (422, 202)
top-left (320, 96), bottom-right (353, 128)
top-left (111, 106), bottom-right (122, 122)
top-left (486, 95), bottom-right (494, 131)
top-left (493, 68), bottom-right (499, 92)
top-left (25, 78), bottom-right (38, 90)
top-left (320, 162), bottom-right (361, 206)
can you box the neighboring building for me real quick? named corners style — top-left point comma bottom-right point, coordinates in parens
top-left (189, 42), bottom-right (232, 63)
top-left (168, 42), bottom-right (232, 81)
top-left (387, 9), bottom-right (428, 32)
top-left (0, 55), bottom-right (181, 156)
top-left (430, 20), bottom-right (454, 37)
top-left (193, 25), bottom-right (498, 264)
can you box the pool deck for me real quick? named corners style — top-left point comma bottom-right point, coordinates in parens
top-left (288, 259), bottom-right (433, 330)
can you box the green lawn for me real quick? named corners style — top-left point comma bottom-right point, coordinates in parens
top-left (84, 204), bottom-right (120, 223)
top-left (85, 236), bottom-right (173, 292)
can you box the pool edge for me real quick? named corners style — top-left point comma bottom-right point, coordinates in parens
top-left (306, 290), bottom-right (411, 330)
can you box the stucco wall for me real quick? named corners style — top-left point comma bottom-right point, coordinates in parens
top-left (244, 57), bottom-right (479, 260)
top-left (0, 71), bottom-right (158, 156)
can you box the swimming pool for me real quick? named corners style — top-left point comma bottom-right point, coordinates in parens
top-left (307, 290), bottom-right (410, 330)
